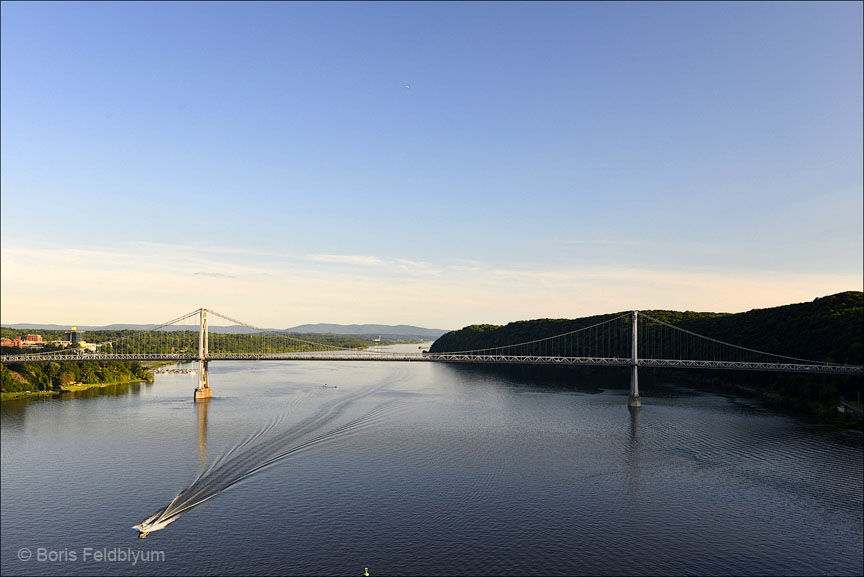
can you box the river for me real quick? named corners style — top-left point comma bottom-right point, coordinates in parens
top-left (1, 343), bottom-right (861, 576)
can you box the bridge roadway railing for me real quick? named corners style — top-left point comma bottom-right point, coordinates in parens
top-left (0, 352), bottom-right (200, 364)
top-left (206, 352), bottom-right (428, 362)
top-left (3, 352), bottom-right (862, 374)
top-left (0, 352), bottom-right (430, 363)
top-left (425, 353), bottom-right (863, 374)
top-left (423, 353), bottom-right (634, 367)
top-left (637, 358), bottom-right (864, 375)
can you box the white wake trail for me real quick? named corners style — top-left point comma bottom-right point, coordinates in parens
top-left (134, 386), bottom-right (401, 538)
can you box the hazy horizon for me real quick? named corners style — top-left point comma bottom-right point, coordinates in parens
top-left (1, 319), bottom-right (452, 333)
top-left (1, 290), bottom-right (858, 330)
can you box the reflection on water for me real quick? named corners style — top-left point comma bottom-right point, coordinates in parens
top-left (0, 399), bottom-right (28, 430)
top-left (0, 380), bottom-right (152, 429)
top-left (1, 359), bottom-right (861, 577)
top-left (626, 405), bottom-right (641, 499)
top-left (57, 380), bottom-right (150, 400)
top-left (196, 398), bottom-right (209, 469)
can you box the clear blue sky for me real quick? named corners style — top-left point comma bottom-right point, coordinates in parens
top-left (2, 1), bottom-right (862, 328)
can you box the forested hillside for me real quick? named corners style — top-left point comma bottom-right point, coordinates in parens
top-left (430, 292), bottom-right (863, 365)
top-left (643, 292), bottom-right (862, 365)
top-left (1, 361), bottom-right (153, 393)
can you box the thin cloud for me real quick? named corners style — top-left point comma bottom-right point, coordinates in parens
top-left (305, 254), bottom-right (443, 276)
top-left (133, 241), bottom-right (290, 260)
top-left (193, 272), bottom-right (237, 279)
top-left (308, 254), bottom-right (384, 266)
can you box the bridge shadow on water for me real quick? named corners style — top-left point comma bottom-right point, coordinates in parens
top-left (437, 361), bottom-right (823, 404)
top-left (442, 362), bottom-right (631, 395)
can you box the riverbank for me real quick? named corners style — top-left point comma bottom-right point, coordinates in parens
top-left (1, 359), bottom-right (157, 402)
top-left (0, 390), bottom-right (55, 401)
top-left (0, 378), bottom-right (149, 402)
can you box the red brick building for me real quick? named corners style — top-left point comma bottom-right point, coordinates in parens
top-left (1, 335), bottom-right (45, 348)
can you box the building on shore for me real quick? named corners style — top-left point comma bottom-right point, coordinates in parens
top-left (1, 334), bottom-right (45, 349)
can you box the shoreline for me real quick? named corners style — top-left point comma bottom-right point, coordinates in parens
top-left (0, 361), bottom-right (179, 403)
top-left (1, 378), bottom-right (148, 402)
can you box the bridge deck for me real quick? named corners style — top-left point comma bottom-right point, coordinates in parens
top-left (426, 354), bottom-right (863, 374)
top-left (0, 352), bottom-right (430, 363)
top-left (2, 352), bottom-right (861, 374)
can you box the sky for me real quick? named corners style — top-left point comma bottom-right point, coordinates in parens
top-left (1, 1), bottom-right (862, 329)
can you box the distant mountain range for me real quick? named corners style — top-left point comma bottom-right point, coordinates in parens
top-left (3, 322), bottom-right (450, 340)
top-left (283, 323), bottom-right (449, 340)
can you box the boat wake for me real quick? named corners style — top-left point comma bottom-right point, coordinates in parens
top-left (134, 386), bottom-right (396, 538)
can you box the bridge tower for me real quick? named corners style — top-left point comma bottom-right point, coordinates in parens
top-left (629, 310), bottom-right (641, 407)
top-left (194, 308), bottom-right (211, 401)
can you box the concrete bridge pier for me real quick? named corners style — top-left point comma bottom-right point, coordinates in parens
top-left (628, 364), bottom-right (641, 408)
top-left (194, 360), bottom-right (211, 401)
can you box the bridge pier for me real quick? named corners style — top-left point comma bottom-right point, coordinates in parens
top-left (628, 364), bottom-right (641, 407)
top-left (194, 360), bottom-right (211, 400)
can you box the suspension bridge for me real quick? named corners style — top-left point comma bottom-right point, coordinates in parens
top-left (2, 308), bottom-right (861, 404)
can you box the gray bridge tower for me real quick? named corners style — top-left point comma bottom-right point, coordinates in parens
top-left (629, 310), bottom-right (641, 407)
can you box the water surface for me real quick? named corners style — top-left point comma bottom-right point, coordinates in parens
top-left (2, 347), bottom-right (861, 576)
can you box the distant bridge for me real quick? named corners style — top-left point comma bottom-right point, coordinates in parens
top-left (3, 308), bottom-right (861, 403)
top-left (3, 352), bottom-right (428, 363)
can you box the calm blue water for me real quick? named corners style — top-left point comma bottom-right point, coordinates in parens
top-left (2, 347), bottom-right (862, 576)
